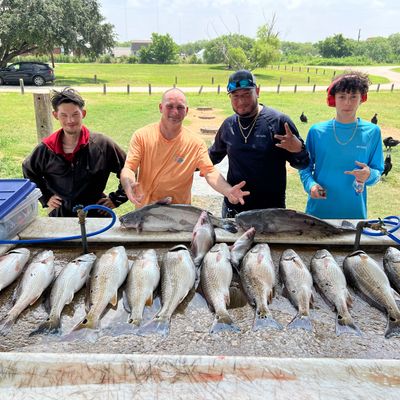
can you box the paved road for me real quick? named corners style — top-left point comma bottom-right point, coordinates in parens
top-left (1, 66), bottom-right (400, 94)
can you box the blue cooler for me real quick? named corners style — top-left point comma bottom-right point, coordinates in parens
top-left (0, 179), bottom-right (42, 240)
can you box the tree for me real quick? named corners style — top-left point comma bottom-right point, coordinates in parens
top-left (388, 33), bottom-right (400, 58)
top-left (0, 0), bottom-right (115, 67)
top-left (317, 34), bottom-right (354, 58)
top-left (203, 34), bottom-right (254, 65)
top-left (138, 33), bottom-right (178, 64)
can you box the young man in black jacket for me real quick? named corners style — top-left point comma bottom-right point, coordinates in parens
top-left (23, 87), bottom-right (128, 217)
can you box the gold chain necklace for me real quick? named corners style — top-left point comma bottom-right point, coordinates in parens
top-left (237, 110), bottom-right (260, 144)
top-left (332, 118), bottom-right (358, 146)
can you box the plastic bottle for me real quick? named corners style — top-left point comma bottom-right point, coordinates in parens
top-left (353, 179), bottom-right (365, 194)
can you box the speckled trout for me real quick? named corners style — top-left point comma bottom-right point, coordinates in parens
top-left (279, 249), bottom-right (314, 331)
top-left (311, 249), bottom-right (361, 337)
top-left (201, 243), bottom-right (239, 334)
top-left (138, 245), bottom-right (195, 336)
top-left (240, 243), bottom-right (282, 331)
top-left (72, 246), bottom-right (129, 331)
top-left (0, 250), bottom-right (55, 336)
top-left (0, 248), bottom-right (30, 293)
top-left (31, 252), bottom-right (97, 336)
top-left (343, 250), bottom-right (400, 339)
top-left (124, 249), bottom-right (160, 327)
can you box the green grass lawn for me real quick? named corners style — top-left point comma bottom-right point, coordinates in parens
top-left (1, 89), bottom-right (399, 219)
top-left (52, 63), bottom-right (389, 88)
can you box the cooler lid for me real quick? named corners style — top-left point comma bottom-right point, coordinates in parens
top-left (0, 179), bottom-right (37, 219)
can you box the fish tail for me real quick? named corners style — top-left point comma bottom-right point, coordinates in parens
top-left (287, 313), bottom-right (313, 332)
top-left (29, 316), bottom-right (61, 336)
top-left (210, 311), bottom-right (240, 334)
top-left (0, 315), bottom-right (17, 336)
top-left (221, 219), bottom-right (238, 233)
top-left (136, 316), bottom-right (170, 337)
top-left (253, 308), bottom-right (283, 332)
top-left (336, 314), bottom-right (362, 337)
top-left (385, 316), bottom-right (400, 339)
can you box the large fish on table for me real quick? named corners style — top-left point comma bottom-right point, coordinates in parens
top-left (123, 249), bottom-right (160, 327)
top-left (343, 250), bottom-right (400, 339)
top-left (72, 246), bottom-right (129, 331)
top-left (0, 250), bottom-right (55, 336)
top-left (119, 199), bottom-right (237, 233)
top-left (235, 208), bottom-right (355, 237)
top-left (240, 244), bottom-right (282, 331)
top-left (279, 249), bottom-right (314, 331)
top-left (0, 248), bottom-right (30, 293)
top-left (201, 243), bottom-right (239, 334)
top-left (138, 245), bottom-right (195, 337)
top-left (30, 252), bottom-right (97, 336)
top-left (383, 247), bottom-right (400, 294)
top-left (311, 249), bottom-right (361, 336)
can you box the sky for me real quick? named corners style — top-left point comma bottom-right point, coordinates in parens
top-left (99, 0), bottom-right (400, 45)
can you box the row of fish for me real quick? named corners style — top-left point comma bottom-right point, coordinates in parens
top-left (1, 217), bottom-right (399, 339)
top-left (119, 199), bottom-right (355, 237)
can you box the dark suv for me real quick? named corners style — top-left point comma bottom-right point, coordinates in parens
top-left (0, 61), bottom-right (55, 86)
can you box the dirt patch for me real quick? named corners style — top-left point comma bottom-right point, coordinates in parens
top-left (187, 107), bottom-right (225, 138)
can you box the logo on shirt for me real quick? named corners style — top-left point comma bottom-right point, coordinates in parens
top-left (356, 145), bottom-right (367, 150)
top-left (175, 154), bottom-right (185, 163)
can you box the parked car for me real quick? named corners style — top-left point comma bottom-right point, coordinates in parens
top-left (0, 61), bottom-right (55, 86)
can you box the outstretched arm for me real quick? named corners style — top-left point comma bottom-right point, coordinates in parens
top-left (204, 169), bottom-right (250, 205)
top-left (120, 167), bottom-right (144, 206)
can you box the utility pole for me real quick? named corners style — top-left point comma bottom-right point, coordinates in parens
top-left (357, 28), bottom-right (361, 42)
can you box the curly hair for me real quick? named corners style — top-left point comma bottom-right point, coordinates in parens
top-left (50, 87), bottom-right (85, 110)
top-left (329, 71), bottom-right (371, 96)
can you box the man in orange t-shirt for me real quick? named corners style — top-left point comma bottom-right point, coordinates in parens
top-left (121, 88), bottom-right (249, 207)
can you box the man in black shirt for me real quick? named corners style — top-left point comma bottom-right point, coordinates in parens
top-left (209, 70), bottom-right (310, 217)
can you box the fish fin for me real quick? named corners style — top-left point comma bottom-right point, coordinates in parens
top-left (110, 292), bottom-right (118, 307)
top-left (309, 291), bottom-right (315, 309)
top-left (0, 315), bottom-right (16, 336)
top-left (176, 287), bottom-right (196, 313)
top-left (210, 313), bottom-right (240, 334)
top-left (341, 220), bottom-right (356, 229)
top-left (346, 292), bottom-right (354, 309)
top-left (145, 294), bottom-right (153, 307)
top-left (287, 313), bottom-right (313, 332)
top-left (268, 291), bottom-right (273, 304)
top-left (122, 290), bottom-right (131, 313)
top-left (224, 291), bottom-right (231, 307)
top-left (221, 219), bottom-right (238, 233)
top-left (385, 315), bottom-right (400, 339)
top-left (136, 316), bottom-right (170, 337)
top-left (253, 310), bottom-right (283, 332)
top-left (336, 314), bottom-right (362, 337)
top-left (61, 328), bottom-right (100, 343)
top-left (29, 294), bottom-right (42, 307)
top-left (29, 316), bottom-right (61, 336)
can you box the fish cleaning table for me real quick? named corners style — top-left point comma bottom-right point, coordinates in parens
top-left (0, 217), bottom-right (399, 399)
top-left (14, 216), bottom-right (399, 246)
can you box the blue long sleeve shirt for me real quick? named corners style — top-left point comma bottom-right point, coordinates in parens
top-left (299, 118), bottom-right (384, 219)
